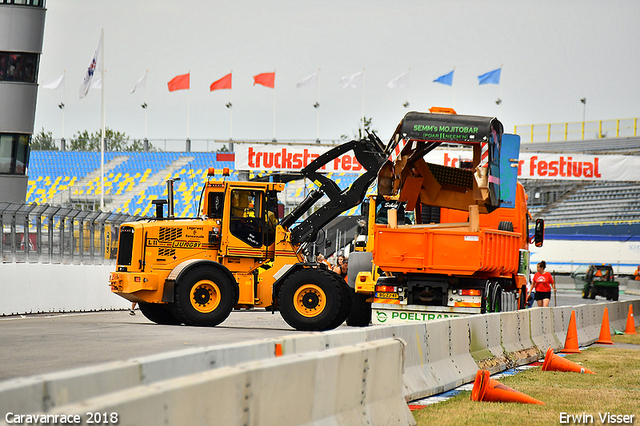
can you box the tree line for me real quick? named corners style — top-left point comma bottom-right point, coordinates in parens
top-left (30, 128), bottom-right (155, 151)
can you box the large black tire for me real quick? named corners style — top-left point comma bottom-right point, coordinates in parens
top-left (498, 221), bottom-right (514, 232)
top-left (588, 286), bottom-right (596, 299)
top-left (612, 288), bottom-right (619, 301)
top-left (518, 285), bottom-right (526, 310)
top-left (278, 269), bottom-right (344, 331)
top-left (171, 267), bottom-right (237, 326)
top-left (326, 272), bottom-right (353, 329)
top-left (582, 286), bottom-right (589, 299)
top-left (482, 281), bottom-right (494, 314)
top-left (491, 284), bottom-right (503, 313)
top-left (347, 291), bottom-right (372, 326)
top-left (138, 302), bottom-right (181, 325)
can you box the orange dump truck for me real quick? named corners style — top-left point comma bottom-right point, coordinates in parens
top-left (347, 111), bottom-right (544, 326)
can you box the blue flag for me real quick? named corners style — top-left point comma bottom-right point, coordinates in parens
top-left (433, 70), bottom-right (454, 86)
top-left (478, 68), bottom-right (501, 85)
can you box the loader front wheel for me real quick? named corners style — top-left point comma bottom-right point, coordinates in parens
top-left (279, 269), bottom-right (343, 331)
top-left (138, 302), bottom-right (181, 325)
top-left (172, 267), bottom-right (237, 326)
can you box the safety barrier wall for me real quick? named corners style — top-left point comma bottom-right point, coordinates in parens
top-left (1, 300), bottom-right (638, 425)
top-left (0, 264), bottom-right (129, 315)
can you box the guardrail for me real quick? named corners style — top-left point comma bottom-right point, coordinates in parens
top-left (1, 300), bottom-right (638, 425)
top-left (514, 117), bottom-right (639, 143)
top-left (0, 202), bottom-right (137, 265)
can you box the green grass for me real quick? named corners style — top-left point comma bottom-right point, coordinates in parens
top-left (413, 326), bottom-right (640, 426)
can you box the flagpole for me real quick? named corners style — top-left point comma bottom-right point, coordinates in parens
top-left (229, 73), bottom-right (233, 140)
top-left (144, 70), bottom-right (148, 141)
top-left (273, 69), bottom-right (277, 142)
top-left (187, 70), bottom-right (191, 141)
top-left (100, 28), bottom-right (105, 211)
top-left (316, 68), bottom-right (320, 142)
top-left (62, 70), bottom-right (66, 141)
top-left (361, 68), bottom-right (365, 132)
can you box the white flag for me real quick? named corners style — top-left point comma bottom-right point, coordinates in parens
top-left (296, 72), bottom-right (318, 89)
top-left (387, 71), bottom-right (409, 89)
top-left (79, 33), bottom-right (103, 99)
top-left (91, 75), bottom-right (102, 90)
top-left (130, 72), bottom-right (147, 93)
top-left (339, 70), bottom-right (363, 88)
top-left (41, 73), bottom-right (65, 90)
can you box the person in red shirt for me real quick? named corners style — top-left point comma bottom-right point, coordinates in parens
top-left (532, 261), bottom-right (556, 307)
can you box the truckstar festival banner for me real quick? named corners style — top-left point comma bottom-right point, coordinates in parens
top-left (235, 144), bottom-right (640, 182)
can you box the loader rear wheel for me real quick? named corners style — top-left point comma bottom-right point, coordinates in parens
top-left (138, 302), bottom-right (181, 325)
top-left (326, 273), bottom-right (353, 329)
top-left (172, 267), bottom-right (236, 326)
top-left (347, 291), bottom-right (372, 327)
top-left (279, 269), bottom-right (343, 331)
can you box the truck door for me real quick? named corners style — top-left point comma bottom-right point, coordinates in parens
top-left (498, 133), bottom-right (520, 209)
top-left (227, 189), bottom-right (268, 258)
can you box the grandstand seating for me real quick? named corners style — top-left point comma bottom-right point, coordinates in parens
top-left (27, 151), bottom-right (640, 224)
top-left (523, 181), bottom-right (640, 224)
top-left (26, 151), bottom-right (361, 217)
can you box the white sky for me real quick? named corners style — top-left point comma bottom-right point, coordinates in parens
top-left (34, 0), bottom-right (640, 145)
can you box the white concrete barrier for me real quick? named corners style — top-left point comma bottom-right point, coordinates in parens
top-left (468, 313), bottom-right (508, 373)
top-left (0, 264), bottom-right (128, 315)
top-left (1, 340), bottom-right (414, 426)
top-left (529, 307), bottom-right (562, 353)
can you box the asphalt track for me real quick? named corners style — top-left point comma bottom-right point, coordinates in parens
top-left (0, 290), bottom-right (636, 382)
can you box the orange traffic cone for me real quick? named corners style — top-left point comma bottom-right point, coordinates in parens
top-left (624, 305), bottom-right (637, 335)
top-left (596, 307), bottom-right (614, 344)
top-left (541, 347), bottom-right (595, 374)
top-left (470, 370), bottom-right (545, 405)
top-left (560, 310), bottom-right (581, 354)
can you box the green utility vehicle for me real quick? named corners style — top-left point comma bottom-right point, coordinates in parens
top-left (574, 264), bottom-right (619, 301)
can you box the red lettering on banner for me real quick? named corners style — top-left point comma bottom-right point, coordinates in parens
top-left (248, 147), bottom-right (256, 168)
top-left (559, 157), bottom-right (566, 177)
top-left (281, 148), bottom-right (293, 169)
top-left (451, 157), bottom-right (458, 168)
top-left (548, 161), bottom-right (558, 177)
top-left (255, 152), bottom-right (262, 168)
top-left (572, 162), bottom-right (582, 177)
top-left (584, 162), bottom-right (594, 177)
top-left (529, 156), bottom-right (538, 176)
top-left (352, 156), bottom-right (362, 172)
top-left (342, 155), bottom-right (352, 171)
top-left (444, 153), bottom-right (451, 167)
top-left (333, 156), bottom-right (341, 170)
top-left (274, 152), bottom-right (281, 168)
top-left (303, 149), bottom-right (311, 167)
top-left (263, 152), bottom-right (273, 168)
top-left (538, 160), bottom-right (548, 176)
top-left (292, 153), bottom-right (302, 169)
top-left (518, 160), bottom-right (524, 176)
top-left (595, 157), bottom-right (601, 177)
top-left (567, 157), bottom-right (572, 177)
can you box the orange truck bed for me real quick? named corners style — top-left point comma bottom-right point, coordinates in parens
top-left (372, 224), bottom-right (520, 277)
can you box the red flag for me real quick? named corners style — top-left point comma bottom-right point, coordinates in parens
top-left (168, 73), bottom-right (190, 92)
top-left (253, 72), bottom-right (275, 88)
top-left (210, 73), bottom-right (232, 91)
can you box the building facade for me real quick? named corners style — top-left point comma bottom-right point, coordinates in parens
top-left (0, 0), bottom-right (46, 202)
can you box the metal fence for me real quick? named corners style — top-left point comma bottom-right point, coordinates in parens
top-left (514, 118), bottom-right (639, 143)
top-left (0, 202), bottom-right (138, 265)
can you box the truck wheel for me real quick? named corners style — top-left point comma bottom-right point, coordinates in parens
top-left (278, 269), bottom-right (343, 331)
top-left (518, 286), bottom-right (526, 310)
top-left (491, 284), bottom-right (502, 313)
top-left (482, 281), bottom-right (494, 313)
top-left (326, 273), bottom-right (353, 329)
top-left (138, 302), bottom-right (181, 325)
top-left (172, 267), bottom-right (237, 326)
top-left (612, 289), bottom-right (619, 301)
top-left (347, 291), bottom-right (372, 326)
top-left (588, 287), bottom-right (596, 299)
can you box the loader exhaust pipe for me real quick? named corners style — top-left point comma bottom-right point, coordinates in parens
top-left (166, 177), bottom-right (180, 219)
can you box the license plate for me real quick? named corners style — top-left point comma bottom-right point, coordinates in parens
top-left (375, 291), bottom-right (399, 299)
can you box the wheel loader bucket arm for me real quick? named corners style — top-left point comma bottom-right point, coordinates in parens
top-left (281, 135), bottom-right (388, 245)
